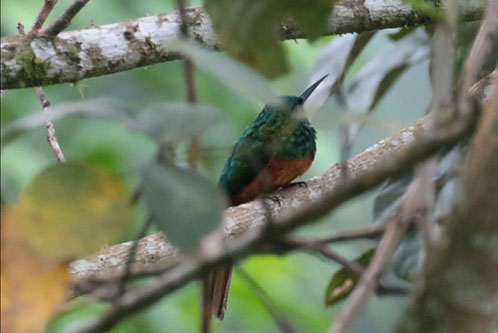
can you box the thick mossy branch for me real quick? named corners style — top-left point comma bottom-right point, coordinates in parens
top-left (1, 1), bottom-right (484, 89)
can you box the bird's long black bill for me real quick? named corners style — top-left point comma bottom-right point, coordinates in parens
top-left (300, 74), bottom-right (328, 102)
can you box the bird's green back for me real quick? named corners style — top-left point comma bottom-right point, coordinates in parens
top-left (219, 96), bottom-right (316, 199)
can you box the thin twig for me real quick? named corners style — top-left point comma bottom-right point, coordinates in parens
top-left (176, 0), bottom-right (201, 170)
top-left (457, 0), bottom-right (498, 117)
top-left (43, 0), bottom-right (90, 36)
top-left (328, 215), bottom-right (409, 333)
top-left (310, 224), bottom-right (385, 244)
top-left (30, 0), bottom-right (59, 34)
top-left (16, 22), bottom-right (25, 35)
top-left (18, 18), bottom-right (66, 163)
top-left (286, 238), bottom-right (365, 275)
top-left (35, 87), bottom-right (66, 162)
top-left (236, 268), bottom-right (299, 333)
top-left (418, 5), bottom-right (457, 250)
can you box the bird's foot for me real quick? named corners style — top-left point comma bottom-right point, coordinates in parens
top-left (262, 194), bottom-right (281, 207)
top-left (281, 181), bottom-right (308, 190)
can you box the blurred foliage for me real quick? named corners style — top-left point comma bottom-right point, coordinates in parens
top-left (15, 163), bottom-right (134, 259)
top-left (0, 0), bottom-right (435, 332)
top-left (204, 0), bottom-right (335, 78)
top-left (134, 102), bottom-right (220, 143)
top-left (141, 162), bottom-right (225, 253)
top-left (1, 163), bottom-right (132, 331)
top-left (168, 40), bottom-right (280, 105)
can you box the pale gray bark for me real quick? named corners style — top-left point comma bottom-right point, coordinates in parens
top-left (0, 1), bottom-right (484, 90)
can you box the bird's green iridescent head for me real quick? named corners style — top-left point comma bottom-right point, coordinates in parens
top-left (275, 74), bottom-right (329, 114)
top-left (280, 96), bottom-right (305, 113)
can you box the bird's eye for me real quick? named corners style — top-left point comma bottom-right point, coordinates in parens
top-left (297, 97), bottom-right (305, 105)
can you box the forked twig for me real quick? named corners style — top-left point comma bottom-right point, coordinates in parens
top-left (35, 87), bottom-right (67, 162)
top-left (30, 0), bottom-right (59, 34)
top-left (18, 15), bottom-right (67, 162)
top-left (43, 0), bottom-right (90, 36)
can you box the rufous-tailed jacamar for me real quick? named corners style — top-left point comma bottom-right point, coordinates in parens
top-left (203, 75), bottom-right (327, 325)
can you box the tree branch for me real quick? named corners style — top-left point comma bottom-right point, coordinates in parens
top-left (0, 0), bottom-right (484, 90)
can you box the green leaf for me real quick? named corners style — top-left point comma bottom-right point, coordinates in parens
top-left (347, 29), bottom-right (430, 113)
top-left (345, 28), bottom-right (430, 145)
top-left (325, 248), bottom-right (375, 307)
top-left (204, 0), bottom-right (335, 78)
top-left (1, 99), bottom-right (133, 145)
top-left (166, 40), bottom-right (280, 106)
top-left (141, 163), bottom-right (226, 253)
top-left (132, 102), bottom-right (221, 143)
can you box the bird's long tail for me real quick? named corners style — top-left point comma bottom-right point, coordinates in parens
top-left (202, 265), bottom-right (233, 333)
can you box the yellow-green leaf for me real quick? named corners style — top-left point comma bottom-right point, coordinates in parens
top-left (15, 163), bottom-right (134, 261)
top-left (325, 248), bottom-right (375, 307)
top-left (1, 209), bottom-right (70, 332)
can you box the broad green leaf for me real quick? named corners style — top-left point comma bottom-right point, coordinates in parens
top-left (166, 40), bottom-right (280, 106)
top-left (132, 102), bottom-right (221, 143)
top-left (204, 0), bottom-right (335, 78)
top-left (141, 163), bottom-right (226, 253)
top-left (1, 99), bottom-right (134, 145)
top-left (305, 32), bottom-right (376, 111)
top-left (345, 28), bottom-right (431, 149)
top-left (13, 163), bottom-right (134, 261)
top-left (310, 100), bottom-right (401, 134)
top-left (347, 29), bottom-right (430, 114)
top-left (325, 249), bottom-right (375, 307)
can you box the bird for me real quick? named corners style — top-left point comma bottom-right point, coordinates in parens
top-left (202, 75), bottom-right (327, 330)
